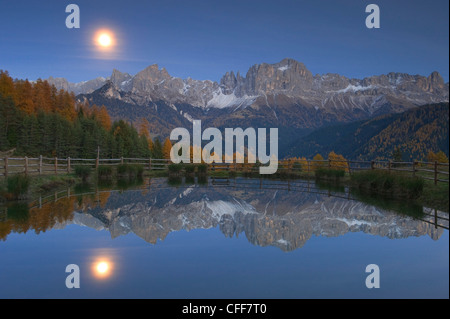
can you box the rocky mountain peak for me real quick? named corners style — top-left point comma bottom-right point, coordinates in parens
top-left (134, 64), bottom-right (170, 81)
top-left (96, 80), bottom-right (122, 99)
top-left (130, 64), bottom-right (174, 93)
top-left (220, 71), bottom-right (237, 94)
top-left (110, 68), bottom-right (132, 89)
top-left (428, 71), bottom-right (445, 90)
top-left (57, 58), bottom-right (448, 117)
top-left (46, 76), bottom-right (70, 91)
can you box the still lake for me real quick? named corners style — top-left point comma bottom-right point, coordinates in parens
top-left (0, 177), bottom-right (448, 299)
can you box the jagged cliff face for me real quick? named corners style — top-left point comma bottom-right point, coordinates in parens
top-left (46, 76), bottom-right (108, 95)
top-left (48, 59), bottom-right (449, 150)
top-left (218, 58), bottom-right (448, 115)
top-left (61, 180), bottom-right (444, 252)
top-left (49, 58), bottom-right (448, 113)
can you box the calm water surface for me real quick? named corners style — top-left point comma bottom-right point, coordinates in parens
top-left (0, 177), bottom-right (448, 299)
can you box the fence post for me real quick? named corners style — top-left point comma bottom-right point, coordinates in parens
top-left (149, 158), bottom-right (152, 170)
top-left (412, 161), bottom-right (416, 177)
top-left (121, 157), bottom-right (124, 165)
top-left (54, 157), bottom-right (58, 175)
top-left (67, 157), bottom-right (71, 173)
top-left (434, 208), bottom-right (438, 229)
top-left (4, 157), bottom-right (8, 178)
top-left (371, 161), bottom-right (375, 170)
top-left (328, 159), bottom-right (331, 169)
top-left (24, 156), bottom-right (28, 176)
top-left (96, 156), bottom-right (99, 169)
top-left (39, 155), bottom-right (42, 175)
top-left (434, 161), bottom-right (438, 185)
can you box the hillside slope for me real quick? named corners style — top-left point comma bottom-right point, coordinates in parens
top-left (286, 103), bottom-right (449, 161)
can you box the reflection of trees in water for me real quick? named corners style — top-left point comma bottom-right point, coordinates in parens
top-left (0, 177), bottom-right (447, 246)
top-left (0, 189), bottom-right (112, 241)
top-left (350, 188), bottom-right (425, 219)
top-left (0, 177), bottom-right (137, 241)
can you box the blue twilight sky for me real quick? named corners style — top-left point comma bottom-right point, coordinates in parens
top-left (0, 0), bottom-right (448, 83)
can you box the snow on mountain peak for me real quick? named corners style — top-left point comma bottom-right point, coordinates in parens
top-left (206, 89), bottom-right (257, 109)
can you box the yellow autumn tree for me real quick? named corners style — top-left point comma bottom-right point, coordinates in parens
top-left (90, 104), bottom-right (111, 130)
top-left (96, 105), bottom-right (112, 130)
top-left (54, 90), bottom-right (77, 122)
top-left (32, 79), bottom-right (53, 113)
top-left (162, 137), bottom-right (173, 160)
top-left (328, 151), bottom-right (349, 171)
top-left (312, 153), bottom-right (325, 171)
top-left (137, 118), bottom-right (154, 154)
top-left (138, 118), bottom-right (151, 139)
top-left (437, 151), bottom-right (449, 163)
top-left (14, 80), bottom-right (35, 114)
top-left (427, 151), bottom-right (436, 163)
top-left (428, 150), bottom-right (449, 163)
top-left (0, 70), bottom-right (16, 100)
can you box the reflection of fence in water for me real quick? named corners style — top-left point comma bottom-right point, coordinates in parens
top-left (24, 176), bottom-right (449, 231)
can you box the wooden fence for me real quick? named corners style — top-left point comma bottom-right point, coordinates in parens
top-left (210, 159), bottom-right (449, 185)
top-left (0, 156), bottom-right (448, 185)
top-left (0, 156), bottom-right (171, 176)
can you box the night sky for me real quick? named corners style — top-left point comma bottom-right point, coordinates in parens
top-left (0, 0), bottom-right (448, 83)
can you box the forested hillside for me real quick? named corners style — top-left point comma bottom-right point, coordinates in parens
top-left (286, 103), bottom-right (449, 161)
top-left (0, 70), bottom-right (153, 158)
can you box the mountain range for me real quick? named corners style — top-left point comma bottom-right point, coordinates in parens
top-left (46, 58), bottom-right (449, 158)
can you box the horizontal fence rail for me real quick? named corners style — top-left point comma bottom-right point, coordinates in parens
top-left (0, 156), bottom-right (448, 184)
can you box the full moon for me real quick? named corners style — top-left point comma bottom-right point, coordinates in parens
top-left (98, 33), bottom-right (112, 47)
top-left (92, 260), bottom-right (113, 278)
top-left (94, 29), bottom-right (115, 51)
top-left (96, 262), bottom-right (109, 273)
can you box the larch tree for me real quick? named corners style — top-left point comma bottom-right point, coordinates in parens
top-left (96, 105), bottom-right (112, 131)
top-left (0, 70), bottom-right (16, 100)
top-left (162, 137), bottom-right (173, 160)
top-left (312, 153), bottom-right (325, 170)
top-left (14, 79), bottom-right (35, 114)
top-left (328, 151), bottom-right (349, 171)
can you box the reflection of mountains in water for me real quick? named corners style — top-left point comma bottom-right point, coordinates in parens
top-left (62, 178), bottom-right (445, 252)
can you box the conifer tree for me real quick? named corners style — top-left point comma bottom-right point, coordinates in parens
top-left (152, 137), bottom-right (163, 159)
top-left (393, 147), bottom-right (403, 162)
top-left (0, 94), bottom-right (19, 150)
